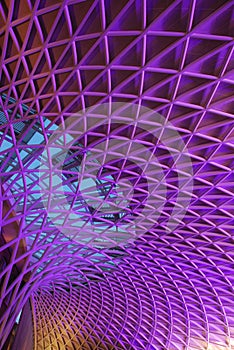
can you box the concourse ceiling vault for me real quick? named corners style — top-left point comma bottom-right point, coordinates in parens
top-left (0, 0), bottom-right (234, 349)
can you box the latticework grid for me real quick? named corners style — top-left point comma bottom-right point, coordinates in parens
top-left (0, 0), bottom-right (234, 349)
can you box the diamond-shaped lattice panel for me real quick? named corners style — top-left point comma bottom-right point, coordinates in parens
top-left (0, 0), bottom-right (234, 349)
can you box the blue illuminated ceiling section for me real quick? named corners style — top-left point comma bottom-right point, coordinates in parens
top-left (0, 94), bottom-right (123, 275)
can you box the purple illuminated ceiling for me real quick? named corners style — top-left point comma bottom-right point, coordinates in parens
top-left (0, 0), bottom-right (234, 349)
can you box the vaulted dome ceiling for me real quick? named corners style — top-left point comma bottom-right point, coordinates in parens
top-left (0, 1), bottom-right (234, 349)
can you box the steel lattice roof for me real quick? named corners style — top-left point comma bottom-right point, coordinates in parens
top-left (0, 0), bottom-right (234, 349)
